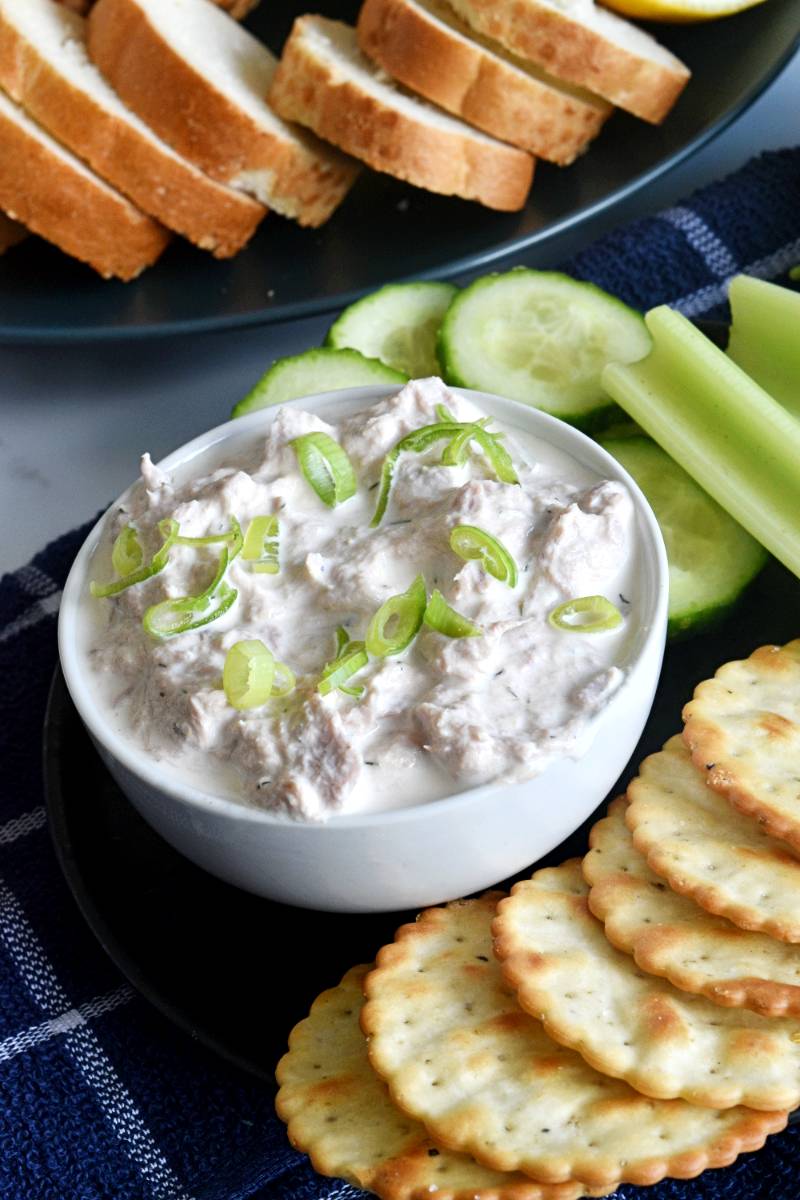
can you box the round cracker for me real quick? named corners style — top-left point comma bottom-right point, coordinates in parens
top-left (683, 640), bottom-right (800, 851)
top-left (495, 860), bottom-right (800, 1111)
top-left (626, 735), bottom-right (800, 942)
top-left (276, 964), bottom-right (597, 1200)
top-left (585, 797), bottom-right (800, 1016)
top-left (361, 896), bottom-right (785, 1190)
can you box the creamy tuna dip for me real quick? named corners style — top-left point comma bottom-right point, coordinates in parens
top-left (86, 379), bottom-right (638, 821)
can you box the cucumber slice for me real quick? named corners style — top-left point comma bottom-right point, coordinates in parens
top-left (600, 436), bottom-right (768, 639)
top-left (232, 348), bottom-right (407, 418)
top-left (438, 269), bottom-right (651, 431)
top-left (326, 281), bottom-right (458, 377)
top-left (727, 275), bottom-right (800, 418)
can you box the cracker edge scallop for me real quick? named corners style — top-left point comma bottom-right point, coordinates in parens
top-left (363, 894), bottom-right (787, 1189)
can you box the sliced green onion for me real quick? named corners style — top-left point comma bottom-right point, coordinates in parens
top-left (270, 659), bottom-right (296, 697)
top-left (548, 595), bottom-right (622, 633)
top-left (450, 525), bottom-right (518, 587)
top-left (466, 425), bottom-right (517, 484)
top-left (175, 517), bottom-right (243, 557)
top-left (111, 525), bottom-right (143, 577)
top-left (366, 574), bottom-right (426, 658)
top-left (144, 579), bottom-right (238, 639)
top-left (223, 639), bottom-right (276, 709)
top-left (335, 625), bottom-right (350, 654)
top-left (327, 626), bottom-right (363, 695)
top-left (371, 419), bottom-right (518, 527)
top-left (242, 515), bottom-right (280, 574)
top-left (423, 590), bottom-right (482, 638)
top-left (91, 517), bottom-right (179, 598)
top-left (370, 421), bottom-right (465, 527)
top-left (318, 635), bottom-right (368, 697)
top-left (439, 428), bottom-right (471, 467)
top-left (290, 432), bottom-right (357, 508)
top-left (439, 417), bottom-right (491, 467)
top-left (143, 547), bottom-right (237, 638)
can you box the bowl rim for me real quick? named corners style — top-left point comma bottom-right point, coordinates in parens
top-left (58, 383), bottom-right (669, 830)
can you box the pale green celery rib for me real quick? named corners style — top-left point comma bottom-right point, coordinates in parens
top-left (601, 305), bottom-right (800, 579)
top-left (727, 275), bottom-right (800, 419)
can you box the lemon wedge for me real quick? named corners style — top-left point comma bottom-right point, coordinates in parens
top-left (600, 0), bottom-right (766, 21)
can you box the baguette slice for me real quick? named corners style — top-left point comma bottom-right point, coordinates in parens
top-left (216, 0), bottom-right (260, 15)
top-left (357, 0), bottom-right (610, 165)
top-left (58, 0), bottom-right (260, 15)
top-left (0, 86), bottom-right (167, 279)
top-left (442, 0), bottom-right (689, 123)
top-left (0, 211), bottom-right (27, 253)
top-left (0, 0), bottom-right (265, 258)
top-left (88, 0), bottom-right (358, 227)
top-left (269, 16), bottom-right (534, 212)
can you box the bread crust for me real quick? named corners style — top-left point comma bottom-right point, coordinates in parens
top-left (0, 3), bottom-right (265, 258)
top-left (357, 0), bottom-right (609, 165)
top-left (0, 99), bottom-right (167, 280)
top-left (0, 211), bottom-right (27, 253)
top-left (58, 0), bottom-right (261, 13)
top-left (219, 0), bottom-right (260, 16)
top-left (444, 0), bottom-right (689, 123)
top-left (269, 17), bottom-right (534, 212)
top-left (87, 0), bottom-right (358, 227)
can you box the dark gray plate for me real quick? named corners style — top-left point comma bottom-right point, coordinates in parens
top-left (44, 551), bottom-right (800, 1080)
top-left (2, 0), bottom-right (799, 343)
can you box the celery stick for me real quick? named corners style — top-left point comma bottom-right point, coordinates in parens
top-left (727, 276), bottom-right (800, 418)
top-left (601, 305), bottom-right (800, 578)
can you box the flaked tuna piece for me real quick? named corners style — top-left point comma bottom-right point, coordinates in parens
top-left (416, 611), bottom-right (624, 784)
top-left (236, 694), bottom-right (361, 820)
top-left (533, 480), bottom-right (632, 597)
top-left (304, 519), bottom-right (444, 614)
top-left (254, 407), bottom-right (337, 480)
top-left (339, 376), bottom-right (484, 478)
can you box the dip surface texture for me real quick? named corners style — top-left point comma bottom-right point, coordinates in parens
top-left (87, 380), bottom-right (637, 820)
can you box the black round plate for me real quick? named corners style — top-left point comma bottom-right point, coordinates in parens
top-left (4, 0), bottom-right (800, 343)
top-left (44, 556), bottom-right (800, 1080)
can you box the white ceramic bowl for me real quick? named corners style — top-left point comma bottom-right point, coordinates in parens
top-left (59, 386), bottom-right (668, 913)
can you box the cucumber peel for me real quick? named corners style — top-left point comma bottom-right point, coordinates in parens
top-left (326, 281), bottom-right (458, 377)
top-left (601, 436), bottom-right (767, 639)
top-left (438, 269), bottom-right (651, 431)
top-left (233, 348), bottom-right (407, 417)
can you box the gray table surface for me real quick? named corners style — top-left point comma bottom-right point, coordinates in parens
top-left (1, 51), bottom-right (798, 577)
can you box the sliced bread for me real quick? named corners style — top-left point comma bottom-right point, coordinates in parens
top-left (0, 0), bottom-right (265, 258)
top-left (56, 0), bottom-right (261, 12)
top-left (441, 0), bottom-right (689, 124)
top-left (216, 0), bottom-right (261, 15)
top-left (268, 16), bottom-right (534, 212)
top-left (0, 86), bottom-right (167, 278)
top-left (0, 211), bottom-right (27, 253)
top-left (58, 0), bottom-right (261, 14)
top-left (357, 0), bottom-right (610, 165)
top-left (87, 0), bottom-right (359, 227)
